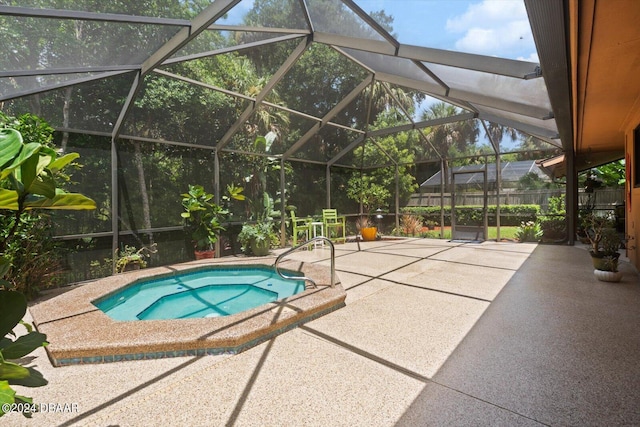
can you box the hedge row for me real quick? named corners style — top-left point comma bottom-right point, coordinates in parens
top-left (401, 205), bottom-right (540, 226)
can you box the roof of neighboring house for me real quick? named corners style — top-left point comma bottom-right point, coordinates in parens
top-left (420, 160), bottom-right (550, 189)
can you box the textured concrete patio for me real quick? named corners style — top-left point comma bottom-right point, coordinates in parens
top-left (7, 238), bottom-right (640, 426)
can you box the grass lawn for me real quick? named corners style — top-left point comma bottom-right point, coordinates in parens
top-left (413, 226), bottom-right (520, 241)
top-left (489, 226), bottom-right (519, 240)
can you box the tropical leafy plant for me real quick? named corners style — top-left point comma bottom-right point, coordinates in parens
top-left (586, 160), bottom-right (625, 187)
top-left (237, 221), bottom-right (277, 256)
top-left (0, 129), bottom-right (95, 215)
top-left (515, 221), bottom-right (542, 242)
top-left (180, 183), bottom-right (247, 252)
top-left (181, 185), bottom-right (227, 251)
top-left (0, 114), bottom-right (64, 294)
top-left (0, 290), bottom-right (49, 418)
top-left (0, 120), bottom-right (96, 293)
top-left (0, 118), bottom-right (96, 417)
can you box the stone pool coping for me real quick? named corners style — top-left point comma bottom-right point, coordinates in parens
top-left (29, 257), bottom-right (345, 366)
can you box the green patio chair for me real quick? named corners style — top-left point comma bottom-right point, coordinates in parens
top-left (290, 210), bottom-right (311, 246)
top-left (322, 209), bottom-right (346, 244)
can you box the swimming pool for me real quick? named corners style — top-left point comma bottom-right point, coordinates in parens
top-left (30, 259), bottom-right (346, 366)
top-left (94, 266), bottom-right (306, 321)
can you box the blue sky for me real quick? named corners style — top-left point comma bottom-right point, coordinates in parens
top-left (354, 0), bottom-right (537, 62)
top-left (223, 0), bottom-right (537, 62)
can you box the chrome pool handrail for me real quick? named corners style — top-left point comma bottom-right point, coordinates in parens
top-left (274, 237), bottom-right (336, 289)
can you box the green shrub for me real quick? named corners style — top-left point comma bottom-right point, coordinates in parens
top-left (515, 221), bottom-right (542, 242)
top-left (539, 215), bottom-right (566, 241)
top-left (0, 214), bottom-right (64, 299)
top-left (401, 204), bottom-right (540, 226)
top-left (456, 207), bottom-right (484, 226)
top-left (546, 194), bottom-right (566, 215)
top-left (495, 205), bottom-right (540, 226)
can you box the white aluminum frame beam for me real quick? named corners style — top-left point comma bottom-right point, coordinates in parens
top-left (313, 31), bottom-right (541, 80)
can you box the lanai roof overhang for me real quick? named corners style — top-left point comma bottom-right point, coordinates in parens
top-left (0, 0), bottom-right (562, 166)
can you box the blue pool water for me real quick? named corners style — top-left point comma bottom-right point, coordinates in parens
top-left (93, 266), bottom-right (306, 321)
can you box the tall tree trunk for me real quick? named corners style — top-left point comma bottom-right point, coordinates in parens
top-left (133, 141), bottom-right (154, 245)
top-left (29, 94), bottom-right (41, 117)
top-left (60, 87), bottom-right (72, 153)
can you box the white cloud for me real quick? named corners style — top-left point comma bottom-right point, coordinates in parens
top-left (518, 52), bottom-right (539, 63)
top-left (446, 0), bottom-right (535, 59)
top-left (446, 0), bottom-right (527, 31)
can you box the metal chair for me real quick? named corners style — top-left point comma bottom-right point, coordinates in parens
top-left (322, 209), bottom-right (346, 244)
top-left (290, 210), bottom-right (311, 246)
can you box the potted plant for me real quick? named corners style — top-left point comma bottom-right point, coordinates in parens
top-left (181, 185), bottom-right (227, 259)
top-left (583, 212), bottom-right (623, 282)
top-left (355, 216), bottom-right (373, 239)
top-left (347, 179), bottom-right (390, 241)
top-left (237, 191), bottom-right (279, 256)
top-left (115, 243), bottom-right (157, 273)
top-left (237, 221), bottom-right (276, 256)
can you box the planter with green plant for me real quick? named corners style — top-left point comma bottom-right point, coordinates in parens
top-left (583, 212), bottom-right (623, 282)
top-left (238, 191), bottom-right (279, 256)
top-left (181, 185), bottom-right (227, 259)
top-left (237, 221), bottom-right (277, 256)
top-left (355, 216), bottom-right (374, 239)
top-left (347, 179), bottom-right (390, 241)
top-left (115, 243), bottom-right (157, 273)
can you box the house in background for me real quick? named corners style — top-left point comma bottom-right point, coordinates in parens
top-left (418, 160), bottom-right (551, 193)
top-left (408, 160), bottom-right (562, 209)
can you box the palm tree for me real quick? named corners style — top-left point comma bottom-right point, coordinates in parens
top-left (363, 81), bottom-right (416, 117)
top-left (484, 121), bottom-right (518, 148)
top-left (420, 102), bottom-right (479, 159)
top-left (513, 133), bottom-right (562, 160)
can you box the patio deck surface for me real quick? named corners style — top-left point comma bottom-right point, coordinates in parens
top-left (7, 238), bottom-right (640, 426)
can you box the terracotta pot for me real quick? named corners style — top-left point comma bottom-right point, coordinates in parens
top-left (194, 249), bottom-right (215, 260)
top-left (360, 227), bottom-right (377, 241)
